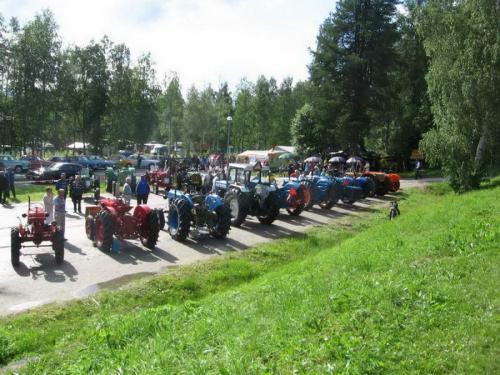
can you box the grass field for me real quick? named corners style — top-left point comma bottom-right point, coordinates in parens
top-left (6, 182), bottom-right (106, 204)
top-left (1, 179), bottom-right (499, 373)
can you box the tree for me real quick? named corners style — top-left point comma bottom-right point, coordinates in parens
top-left (418, 0), bottom-right (500, 191)
top-left (310, 0), bottom-right (399, 152)
top-left (158, 74), bottom-right (184, 153)
top-left (291, 104), bottom-right (322, 156)
top-left (233, 80), bottom-right (256, 151)
top-left (10, 9), bottom-right (61, 152)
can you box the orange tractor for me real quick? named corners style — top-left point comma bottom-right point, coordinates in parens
top-left (85, 198), bottom-right (160, 252)
top-left (11, 200), bottom-right (64, 267)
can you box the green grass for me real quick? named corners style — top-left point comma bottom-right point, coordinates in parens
top-left (2, 180), bottom-right (499, 374)
top-left (10, 182), bottom-right (106, 204)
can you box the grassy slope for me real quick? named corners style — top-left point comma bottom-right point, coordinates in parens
top-left (2, 182), bottom-right (500, 374)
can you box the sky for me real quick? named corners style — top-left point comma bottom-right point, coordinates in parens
top-left (0, 0), bottom-right (335, 92)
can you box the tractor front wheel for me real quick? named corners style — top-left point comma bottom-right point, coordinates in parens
top-left (11, 228), bottom-right (21, 267)
top-left (225, 191), bottom-right (248, 227)
top-left (141, 212), bottom-right (160, 249)
top-left (258, 193), bottom-right (280, 225)
top-left (209, 204), bottom-right (231, 239)
top-left (168, 199), bottom-right (191, 241)
top-left (319, 186), bottom-right (338, 210)
top-left (95, 210), bottom-right (114, 252)
top-left (53, 229), bottom-right (64, 264)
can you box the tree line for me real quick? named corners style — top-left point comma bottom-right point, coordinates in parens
top-left (0, 1), bottom-right (498, 191)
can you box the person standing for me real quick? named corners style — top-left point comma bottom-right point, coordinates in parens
top-left (70, 175), bottom-right (84, 214)
top-left (6, 168), bottom-right (15, 200)
top-left (53, 189), bottom-right (66, 235)
top-left (0, 170), bottom-right (8, 204)
top-left (415, 160), bottom-right (422, 179)
top-left (122, 177), bottom-right (133, 205)
top-left (55, 172), bottom-right (68, 200)
top-left (43, 188), bottom-right (54, 224)
top-left (137, 154), bottom-right (143, 169)
top-left (136, 175), bottom-right (150, 204)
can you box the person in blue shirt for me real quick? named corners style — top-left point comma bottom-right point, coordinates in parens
top-left (136, 175), bottom-right (150, 204)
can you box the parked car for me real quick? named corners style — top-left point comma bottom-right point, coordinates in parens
top-left (26, 162), bottom-right (82, 181)
top-left (87, 155), bottom-right (116, 169)
top-left (0, 155), bottom-right (31, 173)
top-left (120, 154), bottom-right (159, 169)
top-left (20, 155), bottom-right (52, 170)
top-left (66, 155), bottom-right (93, 169)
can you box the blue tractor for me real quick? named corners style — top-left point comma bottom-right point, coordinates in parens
top-left (300, 175), bottom-right (339, 210)
top-left (275, 179), bottom-right (306, 216)
top-left (331, 176), bottom-right (365, 204)
top-left (165, 172), bottom-right (231, 242)
top-left (214, 162), bottom-right (280, 227)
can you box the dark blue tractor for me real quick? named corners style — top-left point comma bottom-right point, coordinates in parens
top-left (331, 176), bottom-right (365, 204)
top-left (341, 175), bottom-right (376, 198)
top-left (300, 175), bottom-right (339, 210)
top-left (214, 162), bottom-right (280, 227)
top-left (275, 179), bottom-right (306, 216)
top-left (165, 172), bottom-right (231, 242)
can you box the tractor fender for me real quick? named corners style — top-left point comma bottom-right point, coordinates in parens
top-left (166, 189), bottom-right (185, 201)
top-left (104, 206), bottom-right (119, 219)
top-left (133, 205), bottom-right (152, 226)
top-left (205, 194), bottom-right (224, 212)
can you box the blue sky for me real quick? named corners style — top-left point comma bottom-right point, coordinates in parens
top-left (0, 0), bottom-right (336, 92)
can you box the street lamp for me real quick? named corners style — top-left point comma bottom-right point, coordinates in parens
top-left (226, 116), bottom-right (232, 168)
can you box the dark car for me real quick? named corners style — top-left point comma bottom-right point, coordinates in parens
top-left (26, 162), bottom-right (82, 181)
top-left (47, 156), bottom-right (68, 163)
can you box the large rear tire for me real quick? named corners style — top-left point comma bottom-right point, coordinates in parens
top-left (168, 199), bottom-right (191, 242)
top-left (363, 178), bottom-right (376, 198)
top-left (257, 193), bottom-right (280, 225)
top-left (53, 229), bottom-right (64, 264)
top-left (286, 186), bottom-right (305, 216)
top-left (301, 181), bottom-right (313, 210)
top-left (11, 228), bottom-right (21, 267)
top-left (225, 191), bottom-right (248, 227)
top-left (95, 210), bottom-right (114, 252)
top-left (155, 208), bottom-right (165, 230)
top-left (141, 212), bottom-right (160, 249)
top-left (209, 204), bottom-right (232, 239)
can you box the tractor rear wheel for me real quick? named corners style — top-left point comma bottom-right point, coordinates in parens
top-left (168, 199), bottom-right (191, 241)
top-left (11, 228), bottom-right (21, 267)
top-left (53, 229), bottom-right (64, 264)
top-left (319, 186), bottom-right (338, 210)
top-left (85, 215), bottom-right (96, 241)
top-left (209, 204), bottom-right (231, 239)
top-left (301, 181), bottom-right (313, 210)
top-left (286, 186), bottom-right (305, 216)
top-left (225, 191), bottom-right (248, 227)
top-left (258, 193), bottom-right (280, 225)
top-left (363, 178), bottom-right (376, 198)
top-left (95, 210), bottom-right (114, 252)
top-left (141, 212), bottom-right (160, 249)
top-left (154, 208), bottom-right (165, 230)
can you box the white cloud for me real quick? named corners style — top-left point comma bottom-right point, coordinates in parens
top-left (0, 0), bottom-right (334, 92)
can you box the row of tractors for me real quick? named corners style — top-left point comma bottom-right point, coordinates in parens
top-left (10, 162), bottom-right (399, 267)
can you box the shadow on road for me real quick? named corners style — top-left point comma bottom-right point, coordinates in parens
top-left (104, 241), bottom-right (179, 265)
top-left (14, 253), bottom-right (78, 282)
top-left (64, 242), bottom-right (88, 256)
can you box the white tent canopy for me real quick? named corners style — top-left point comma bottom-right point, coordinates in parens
top-left (66, 142), bottom-right (90, 150)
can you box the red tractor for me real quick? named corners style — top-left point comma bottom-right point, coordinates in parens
top-left (362, 171), bottom-right (401, 195)
top-left (85, 198), bottom-right (160, 252)
top-left (148, 169), bottom-right (172, 195)
top-left (11, 200), bottom-right (64, 267)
